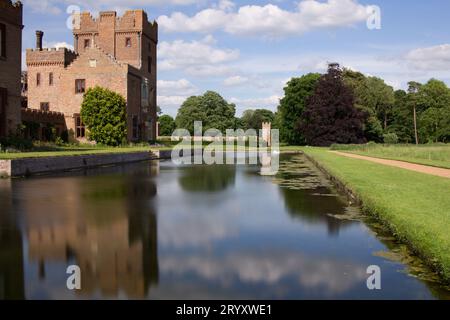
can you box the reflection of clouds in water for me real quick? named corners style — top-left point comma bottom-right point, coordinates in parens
top-left (160, 251), bottom-right (367, 294)
top-left (158, 210), bottom-right (238, 248)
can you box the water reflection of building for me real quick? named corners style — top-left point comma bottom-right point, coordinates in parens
top-left (17, 163), bottom-right (159, 298)
top-left (0, 180), bottom-right (25, 300)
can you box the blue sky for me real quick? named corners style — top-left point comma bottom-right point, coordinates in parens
top-left (20, 0), bottom-right (450, 116)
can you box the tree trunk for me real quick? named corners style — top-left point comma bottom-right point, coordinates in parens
top-left (384, 113), bottom-right (388, 130)
top-left (413, 106), bottom-right (419, 145)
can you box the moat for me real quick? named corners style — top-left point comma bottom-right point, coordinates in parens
top-left (0, 153), bottom-right (449, 299)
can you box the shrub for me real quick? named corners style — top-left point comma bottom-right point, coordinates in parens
top-left (383, 133), bottom-right (399, 144)
top-left (0, 135), bottom-right (33, 151)
top-left (80, 86), bottom-right (127, 146)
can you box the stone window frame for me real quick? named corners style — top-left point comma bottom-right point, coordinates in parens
top-left (74, 114), bottom-right (86, 138)
top-left (49, 72), bottom-right (54, 86)
top-left (36, 73), bottom-right (41, 87)
top-left (84, 39), bottom-right (90, 49)
top-left (40, 102), bottom-right (50, 112)
top-left (75, 79), bottom-right (86, 94)
top-left (125, 37), bottom-right (132, 47)
top-left (0, 23), bottom-right (6, 59)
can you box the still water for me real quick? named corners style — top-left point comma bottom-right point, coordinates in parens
top-left (0, 154), bottom-right (449, 300)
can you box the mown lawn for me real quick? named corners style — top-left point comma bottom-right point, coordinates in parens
top-left (302, 147), bottom-right (450, 282)
top-left (0, 145), bottom-right (171, 160)
top-left (330, 144), bottom-right (450, 169)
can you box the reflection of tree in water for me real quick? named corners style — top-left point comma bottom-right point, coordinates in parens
top-left (0, 181), bottom-right (25, 300)
top-left (279, 187), bottom-right (354, 235)
top-left (178, 165), bottom-right (236, 193)
top-left (275, 155), bottom-right (355, 236)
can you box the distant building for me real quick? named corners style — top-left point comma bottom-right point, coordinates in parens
top-left (0, 0), bottom-right (23, 138)
top-left (26, 10), bottom-right (158, 142)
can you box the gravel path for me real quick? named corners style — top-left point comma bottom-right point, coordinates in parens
top-left (331, 151), bottom-right (450, 179)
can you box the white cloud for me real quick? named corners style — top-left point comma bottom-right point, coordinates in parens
top-left (158, 0), bottom-right (373, 38)
top-left (22, 0), bottom-right (62, 15)
top-left (23, 0), bottom-right (201, 15)
top-left (50, 42), bottom-right (74, 51)
top-left (230, 95), bottom-right (281, 109)
top-left (158, 95), bottom-right (189, 114)
top-left (223, 75), bottom-right (249, 86)
top-left (161, 251), bottom-right (367, 294)
top-left (405, 44), bottom-right (450, 71)
top-left (158, 79), bottom-right (199, 96)
top-left (159, 36), bottom-right (239, 77)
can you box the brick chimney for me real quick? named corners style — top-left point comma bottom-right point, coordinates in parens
top-left (36, 30), bottom-right (44, 50)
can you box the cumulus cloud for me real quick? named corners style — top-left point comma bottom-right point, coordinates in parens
top-left (49, 42), bottom-right (74, 50)
top-left (160, 251), bottom-right (367, 294)
top-left (159, 36), bottom-right (239, 77)
top-left (405, 44), bottom-right (450, 71)
top-left (158, 79), bottom-right (199, 96)
top-left (23, 0), bottom-right (200, 15)
top-left (158, 0), bottom-right (373, 38)
top-left (223, 76), bottom-right (249, 87)
top-left (22, 0), bottom-right (62, 15)
top-left (158, 95), bottom-right (188, 108)
top-left (230, 95), bottom-right (281, 109)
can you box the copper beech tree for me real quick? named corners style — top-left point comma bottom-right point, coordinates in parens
top-left (299, 64), bottom-right (367, 147)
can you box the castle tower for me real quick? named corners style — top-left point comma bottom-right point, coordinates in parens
top-left (72, 10), bottom-right (158, 141)
top-left (262, 122), bottom-right (272, 147)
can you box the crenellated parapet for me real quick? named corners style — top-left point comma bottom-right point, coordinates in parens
top-left (0, 0), bottom-right (23, 26)
top-left (73, 10), bottom-right (157, 43)
top-left (26, 47), bottom-right (78, 67)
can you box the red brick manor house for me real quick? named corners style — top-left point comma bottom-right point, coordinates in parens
top-left (0, 0), bottom-right (158, 143)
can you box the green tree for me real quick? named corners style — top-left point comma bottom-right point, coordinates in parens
top-left (240, 109), bottom-right (275, 130)
top-left (343, 70), bottom-right (394, 142)
top-left (80, 86), bottom-right (127, 146)
top-left (407, 81), bottom-right (422, 145)
top-left (299, 64), bottom-right (367, 146)
top-left (416, 79), bottom-right (450, 143)
top-left (277, 73), bottom-right (321, 145)
top-left (388, 90), bottom-right (415, 143)
top-left (158, 115), bottom-right (176, 137)
top-left (175, 91), bottom-right (236, 134)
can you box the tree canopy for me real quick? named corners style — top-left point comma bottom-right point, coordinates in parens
top-left (80, 86), bottom-right (127, 146)
top-left (343, 70), bottom-right (395, 142)
top-left (158, 115), bottom-right (176, 137)
top-left (299, 65), bottom-right (367, 146)
top-left (240, 109), bottom-right (275, 130)
top-left (277, 73), bottom-right (321, 145)
top-left (175, 91), bottom-right (236, 134)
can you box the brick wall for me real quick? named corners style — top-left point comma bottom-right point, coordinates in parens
top-left (0, 0), bottom-right (23, 137)
top-left (26, 9), bottom-right (158, 142)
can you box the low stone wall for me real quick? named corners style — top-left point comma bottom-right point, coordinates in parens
top-left (152, 149), bottom-right (173, 160)
top-left (0, 151), bottom-right (161, 177)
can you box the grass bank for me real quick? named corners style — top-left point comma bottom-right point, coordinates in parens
top-left (330, 143), bottom-right (450, 169)
top-left (0, 145), bottom-right (172, 160)
top-left (302, 147), bottom-right (450, 282)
